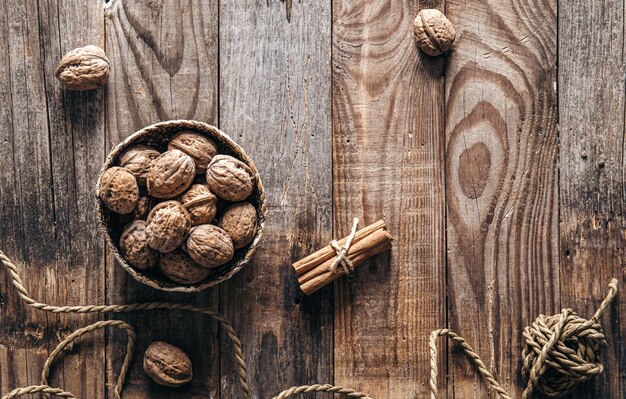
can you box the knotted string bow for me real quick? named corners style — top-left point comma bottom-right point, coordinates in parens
top-left (328, 217), bottom-right (359, 275)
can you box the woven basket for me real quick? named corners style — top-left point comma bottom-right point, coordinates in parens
top-left (97, 120), bottom-right (267, 292)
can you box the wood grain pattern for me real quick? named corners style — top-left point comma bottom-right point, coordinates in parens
top-left (445, 0), bottom-right (558, 396)
top-left (104, 1), bottom-right (219, 397)
top-left (0, 0), bottom-right (106, 397)
top-left (559, 1), bottom-right (625, 397)
top-left (219, 0), bottom-right (333, 397)
top-left (332, 0), bottom-right (446, 397)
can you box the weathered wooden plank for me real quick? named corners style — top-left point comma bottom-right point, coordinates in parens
top-left (444, 0), bottom-right (558, 397)
top-left (0, 0), bottom-right (105, 397)
top-left (559, 1), bottom-right (625, 397)
top-left (104, 0), bottom-right (219, 397)
top-left (332, 1), bottom-right (446, 397)
top-left (219, 0), bottom-right (333, 398)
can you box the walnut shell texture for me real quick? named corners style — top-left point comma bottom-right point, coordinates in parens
top-left (55, 45), bottom-right (110, 91)
top-left (145, 201), bottom-right (192, 253)
top-left (218, 202), bottom-right (257, 249)
top-left (143, 341), bottom-right (193, 387)
top-left (119, 221), bottom-right (159, 270)
top-left (206, 155), bottom-right (255, 201)
top-left (119, 145), bottom-right (161, 186)
top-left (413, 9), bottom-right (456, 56)
top-left (185, 225), bottom-right (234, 268)
top-left (147, 149), bottom-right (196, 198)
top-left (180, 184), bottom-right (217, 226)
top-left (168, 131), bottom-right (218, 174)
top-left (99, 167), bottom-right (139, 214)
top-left (159, 249), bottom-right (211, 284)
top-left (132, 194), bottom-right (154, 220)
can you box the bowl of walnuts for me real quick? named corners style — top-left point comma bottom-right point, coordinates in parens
top-left (97, 120), bottom-right (267, 292)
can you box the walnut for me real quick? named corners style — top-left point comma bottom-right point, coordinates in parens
top-left (132, 194), bottom-right (154, 220)
top-left (98, 167), bottom-right (139, 214)
top-left (206, 155), bottom-right (255, 201)
top-left (145, 201), bottom-right (192, 253)
top-left (413, 9), bottom-right (456, 56)
top-left (55, 45), bottom-right (110, 91)
top-left (119, 221), bottom-right (159, 270)
top-left (218, 203), bottom-right (257, 249)
top-left (147, 150), bottom-right (196, 199)
top-left (185, 225), bottom-right (234, 268)
top-left (159, 249), bottom-right (212, 284)
top-left (143, 341), bottom-right (193, 387)
top-left (168, 131), bottom-right (218, 174)
top-left (119, 145), bottom-right (161, 186)
top-left (180, 184), bottom-right (217, 226)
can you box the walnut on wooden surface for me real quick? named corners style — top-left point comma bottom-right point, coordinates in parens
top-left (119, 145), bottom-right (161, 186)
top-left (55, 45), bottom-right (110, 91)
top-left (168, 131), bottom-right (218, 174)
top-left (218, 202), bottom-right (257, 249)
top-left (147, 149), bottom-right (196, 199)
top-left (185, 225), bottom-right (234, 268)
top-left (119, 220), bottom-right (158, 270)
top-left (180, 184), bottom-right (217, 226)
top-left (132, 194), bottom-right (154, 220)
top-left (159, 249), bottom-right (211, 285)
top-left (143, 341), bottom-right (193, 387)
top-left (206, 155), bottom-right (255, 202)
top-left (99, 167), bottom-right (139, 214)
top-left (145, 201), bottom-right (192, 253)
top-left (413, 9), bottom-right (456, 56)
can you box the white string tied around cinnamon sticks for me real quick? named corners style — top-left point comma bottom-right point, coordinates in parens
top-left (328, 217), bottom-right (359, 275)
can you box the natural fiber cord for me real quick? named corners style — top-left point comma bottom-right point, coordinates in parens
top-left (0, 250), bottom-right (619, 399)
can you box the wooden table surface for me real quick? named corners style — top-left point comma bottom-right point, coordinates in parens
top-left (0, 0), bottom-right (624, 398)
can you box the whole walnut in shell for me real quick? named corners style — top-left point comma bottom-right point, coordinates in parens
top-left (218, 203), bottom-right (257, 249)
top-left (55, 45), bottom-right (110, 91)
top-left (119, 221), bottom-right (158, 270)
top-left (145, 201), bottom-right (192, 253)
top-left (180, 184), bottom-right (217, 226)
top-left (98, 167), bottom-right (139, 214)
top-left (159, 249), bottom-right (212, 284)
top-left (185, 225), bottom-right (234, 268)
top-left (168, 131), bottom-right (218, 174)
top-left (119, 145), bottom-right (161, 186)
top-left (147, 149), bottom-right (196, 198)
top-left (206, 155), bottom-right (255, 201)
top-left (413, 9), bottom-right (456, 56)
top-left (143, 341), bottom-right (193, 387)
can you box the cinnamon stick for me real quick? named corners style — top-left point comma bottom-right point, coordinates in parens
top-left (292, 220), bottom-right (393, 295)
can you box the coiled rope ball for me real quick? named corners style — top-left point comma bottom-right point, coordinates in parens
top-left (520, 280), bottom-right (618, 398)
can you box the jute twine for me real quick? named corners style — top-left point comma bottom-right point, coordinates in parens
top-left (0, 250), bottom-right (618, 399)
top-left (328, 217), bottom-right (360, 274)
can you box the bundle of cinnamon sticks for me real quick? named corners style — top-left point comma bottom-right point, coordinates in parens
top-left (292, 220), bottom-right (393, 295)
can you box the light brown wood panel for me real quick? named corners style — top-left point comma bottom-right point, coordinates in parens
top-left (559, 1), bottom-right (625, 397)
top-left (219, 0), bottom-right (333, 397)
top-left (0, 0), bottom-right (106, 397)
top-left (104, 0), bottom-right (219, 397)
top-left (445, 0), bottom-right (558, 397)
top-left (332, 0), bottom-right (446, 397)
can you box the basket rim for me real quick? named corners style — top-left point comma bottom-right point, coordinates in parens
top-left (97, 119), bottom-right (268, 292)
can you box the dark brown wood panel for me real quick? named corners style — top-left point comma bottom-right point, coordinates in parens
top-left (332, 0), bottom-right (447, 397)
top-left (219, 0), bottom-right (333, 397)
top-left (445, 0), bottom-right (559, 397)
top-left (559, 1), bottom-right (625, 397)
top-left (0, 0), bottom-right (106, 397)
top-left (104, 0), bottom-right (219, 397)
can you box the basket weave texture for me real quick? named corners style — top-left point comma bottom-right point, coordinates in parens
top-left (97, 120), bottom-right (267, 292)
